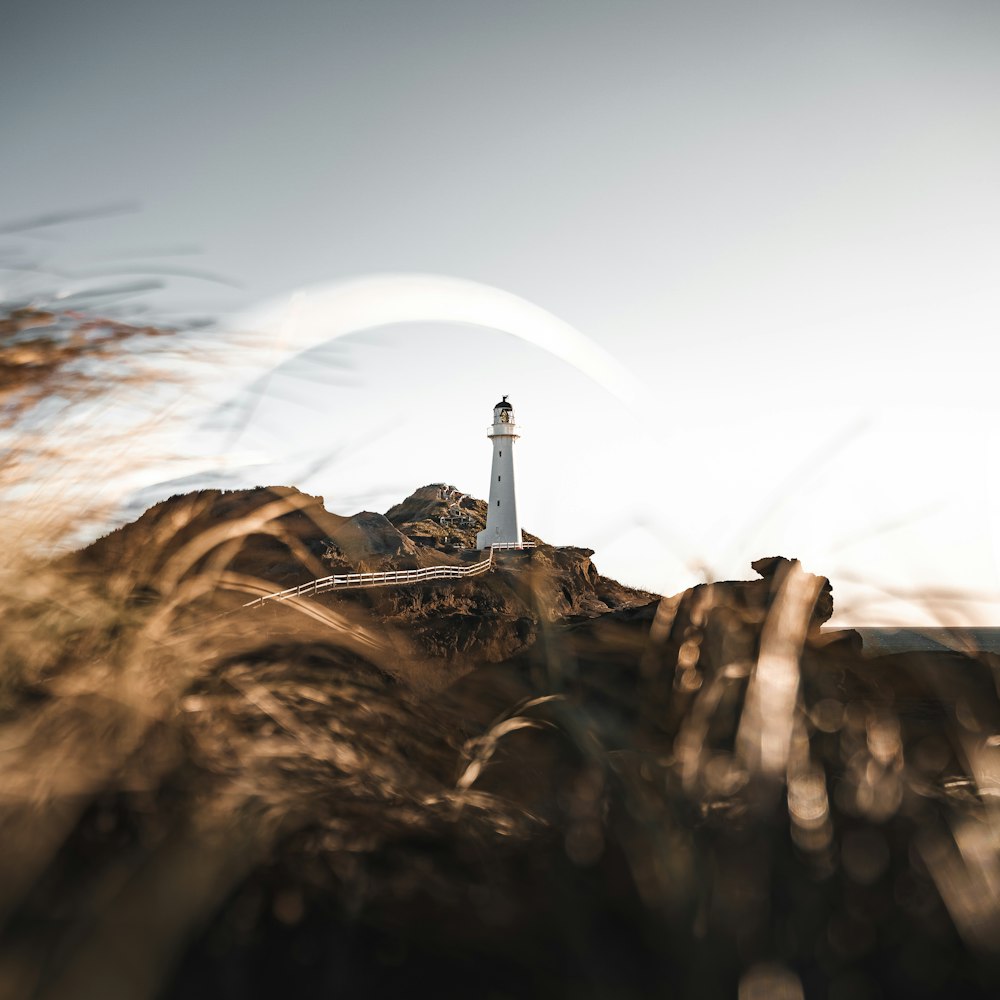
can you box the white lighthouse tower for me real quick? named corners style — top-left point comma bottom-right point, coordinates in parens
top-left (476, 396), bottom-right (523, 549)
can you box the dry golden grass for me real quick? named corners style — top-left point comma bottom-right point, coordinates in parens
top-left (3, 298), bottom-right (1000, 1000)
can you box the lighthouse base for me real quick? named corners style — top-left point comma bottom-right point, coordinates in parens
top-left (476, 526), bottom-right (523, 550)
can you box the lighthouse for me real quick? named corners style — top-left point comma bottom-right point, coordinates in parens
top-left (476, 396), bottom-right (522, 549)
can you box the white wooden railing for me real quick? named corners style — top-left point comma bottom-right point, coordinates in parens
top-left (243, 541), bottom-right (536, 608)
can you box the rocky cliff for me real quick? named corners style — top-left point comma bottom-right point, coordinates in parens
top-left (78, 484), bottom-right (657, 668)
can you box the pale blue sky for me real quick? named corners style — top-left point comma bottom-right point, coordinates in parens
top-left (4, 0), bottom-right (1000, 623)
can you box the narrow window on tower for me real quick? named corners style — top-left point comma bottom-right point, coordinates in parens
top-left (497, 475), bottom-right (501, 482)
top-left (499, 451), bottom-right (502, 457)
top-left (497, 500), bottom-right (500, 506)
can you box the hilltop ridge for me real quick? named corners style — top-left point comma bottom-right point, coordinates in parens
top-left (77, 483), bottom-right (658, 669)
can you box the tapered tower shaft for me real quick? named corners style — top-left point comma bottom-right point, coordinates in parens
top-left (476, 396), bottom-right (522, 549)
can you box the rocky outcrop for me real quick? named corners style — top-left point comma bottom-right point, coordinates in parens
top-left (78, 484), bottom-right (657, 668)
top-left (384, 483), bottom-right (470, 527)
top-left (635, 555), bottom-right (839, 748)
top-left (76, 486), bottom-right (347, 594)
top-left (650, 555), bottom-right (834, 682)
top-left (297, 484), bottom-right (655, 667)
top-left (384, 483), bottom-right (486, 550)
top-left (328, 511), bottom-right (419, 563)
top-left (386, 484), bottom-right (543, 551)
top-left (324, 542), bottom-right (656, 666)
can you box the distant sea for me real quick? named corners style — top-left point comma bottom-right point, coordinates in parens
top-left (846, 628), bottom-right (1000, 657)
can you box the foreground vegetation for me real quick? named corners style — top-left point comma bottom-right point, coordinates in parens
top-left (3, 306), bottom-right (1000, 999)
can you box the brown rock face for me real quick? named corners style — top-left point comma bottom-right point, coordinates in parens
top-left (327, 543), bottom-right (656, 668)
top-left (328, 511), bottom-right (419, 562)
top-left (379, 489), bottom-right (656, 669)
top-left (76, 486), bottom-right (347, 595)
top-left (78, 485), bottom-right (656, 669)
top-left (386, 484), bottom-right (544, 552)
top-left (642, 555), bottom-right (835, 740)
top-left (384, 483), bottom-right (471, 527)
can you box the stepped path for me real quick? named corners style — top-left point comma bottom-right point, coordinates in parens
top-left (243, 542), bottom-right (535, 608)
